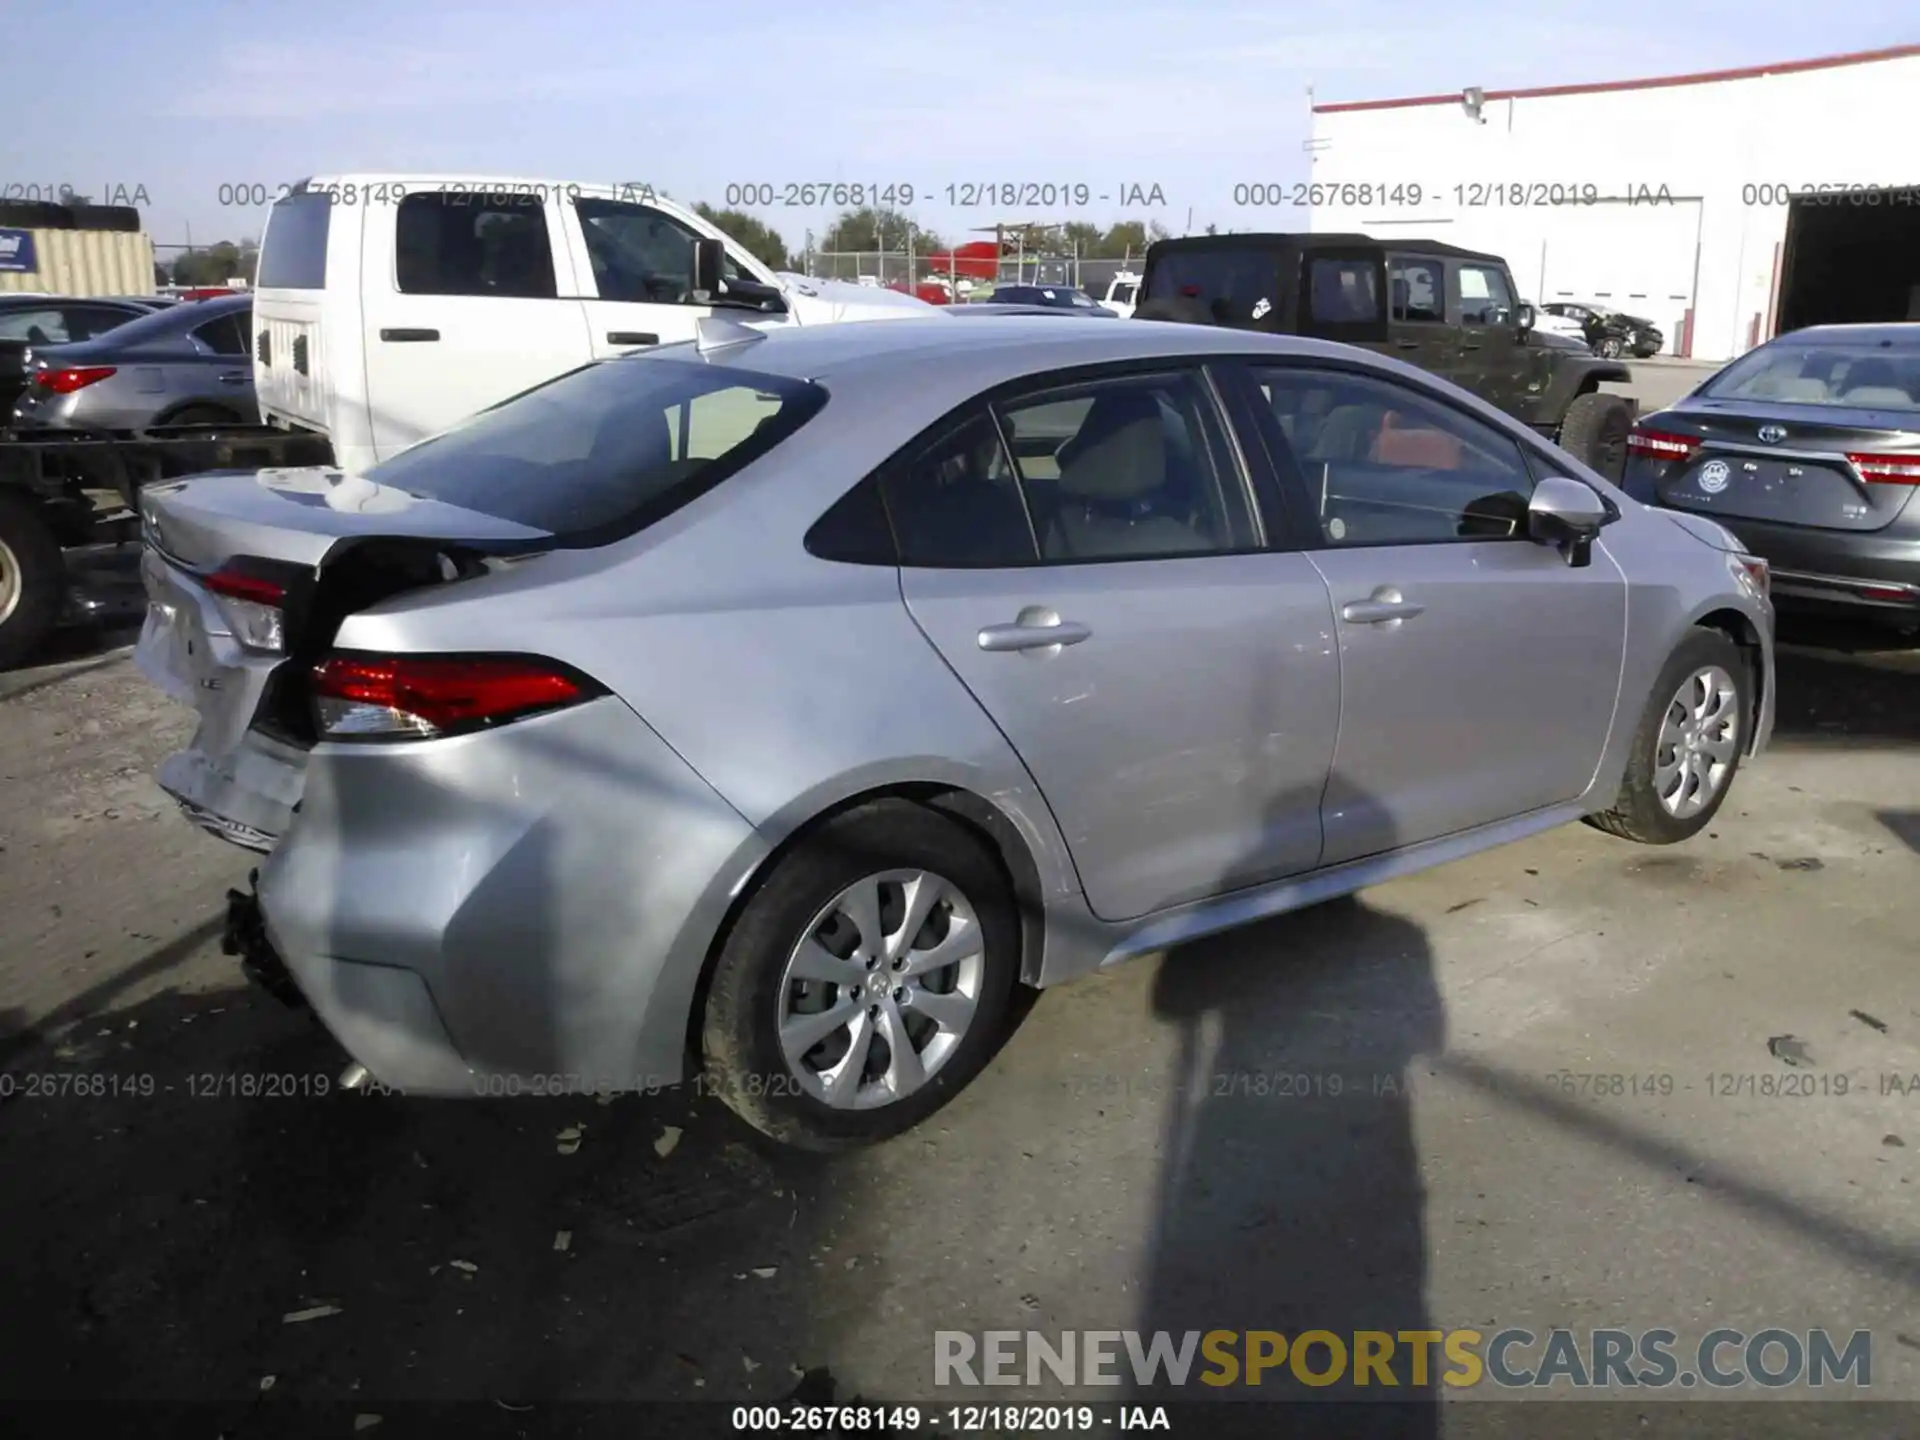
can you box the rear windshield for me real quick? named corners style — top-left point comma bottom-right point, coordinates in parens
top-left (1704, 336), bottom-right (1920, 411)
top-left (1143, 247), bottom-right (1282, 323)
top-left (362, 353), bottom-right (827, 544)
top-left (257, 192), bottom-right (333, 290)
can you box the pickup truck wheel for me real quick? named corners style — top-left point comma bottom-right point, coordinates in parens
top-left (1558, 392), bottom-right (1634, 482)
top-left (0, 491), bottom-right (65, 669)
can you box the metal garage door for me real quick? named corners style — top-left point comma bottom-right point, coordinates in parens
top-left (1535, 199), bottom-right (1702, 355)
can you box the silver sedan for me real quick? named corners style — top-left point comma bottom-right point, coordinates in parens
top-left (133, 314), bottom-right (1776, 1149)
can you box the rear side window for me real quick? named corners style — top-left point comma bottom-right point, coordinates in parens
top-left (362, 355), bottom-right (825, 544)
top-left (881, 412), bottom-right (1038, 567)
top-left (1308, 257), bottom-right (1382, 325)
top-left (192, 311), bottom-right (250, 356)
top-left (396, 193), bottom-right (557, 299)
top-left (1389, 259), bottom-right (1444, 323)
top-left (1143, 248), bottom-right (1282, 324)
top-left (257, 192), bottom-right (333, 289)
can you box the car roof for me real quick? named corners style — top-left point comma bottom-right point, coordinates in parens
top-left (638, 315), bottom-right (1378, 395)
top-left (0, 294), bottom-right (147, 310)
top-left (1770, 323), bottom-right (1920, 346)
top-left (1147, 233), bottom-right (1506, 265)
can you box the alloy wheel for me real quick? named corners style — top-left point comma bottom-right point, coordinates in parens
top-left (1654, 664), bottom-right (1739, 818)
top-left (776, 869), bottom-right (986, 1110)
top-left (0, 535), bottom-right (20, 626)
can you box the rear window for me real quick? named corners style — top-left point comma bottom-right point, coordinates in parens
top-left (362, 354), bottom-right (827, 544)
top-left (1143, 247), bottom-right (1282, 324)
top-left (257, 192), bottom-right (333, 290)
top-left (1703, 336), bottom-right (1920, 411)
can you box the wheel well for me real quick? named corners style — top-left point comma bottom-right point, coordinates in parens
top-left (1694, 609), bottom-right (1766, 754)
top-left (681, 782), bottom-right (1048, 1072)
top-left (155, 401), bottom-right (244, 425)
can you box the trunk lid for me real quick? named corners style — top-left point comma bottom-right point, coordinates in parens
top-left (134, 465), bottom-right (553, 847)
top-left (1640, 401), bottom-right (1920, 533)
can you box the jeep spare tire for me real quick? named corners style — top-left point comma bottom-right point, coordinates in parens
top-left (1558, 392), bottom-right (1634, 483)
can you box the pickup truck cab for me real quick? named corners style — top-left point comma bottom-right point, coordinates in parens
top-left (252, 174), bottom-right (931, 472)
top-left (1100, 270), bottom-right (1140, 319)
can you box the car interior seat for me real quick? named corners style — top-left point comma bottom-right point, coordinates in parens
top-left (1048, 390), bottom-right (1211, 557)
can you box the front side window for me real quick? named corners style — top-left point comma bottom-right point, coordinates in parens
top-left (364, 355), bottom-right (824, 544)
top-left (1252, 365), bottom-right (1538, 546)
top-left (573, 198), bottom-right (743, 304)
top-left (396, 193), bottom-right (557, 299)
top-left (1459, 264), bottom-right (1516, 327)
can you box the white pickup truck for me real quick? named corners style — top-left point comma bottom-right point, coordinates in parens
top-left (1100, 270), bottom-right (1141, 319)
top-left (252, 174), bottom-right (933, 472)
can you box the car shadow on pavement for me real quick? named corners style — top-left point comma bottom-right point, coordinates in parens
top-left (1770, 611), bottom-right (1920, 751)
top-left (1128, 776), bottom-right (1443, 1434)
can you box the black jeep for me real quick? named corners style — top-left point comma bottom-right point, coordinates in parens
top-left (1136, 233), bottom-right (1639, 480)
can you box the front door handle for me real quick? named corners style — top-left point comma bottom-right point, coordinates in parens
top-left (1341, 586), bottom-right (1425, 626)
top-left (380, 328), bottom-right (439, 342)
top-left (978, 605), bottom-right (1091, 654)
top-left (217, 372), bottom-right (249, 384)
top-left (607, 331), bottom-right (659, 346)
top-left (1393, 339), bottom-right (1420, 350)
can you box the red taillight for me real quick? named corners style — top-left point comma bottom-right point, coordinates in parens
top-left (1845, 452), bottom-right (1920, 483)
top-left (201, 568), bottom-right (286, 607)
top-left (1626, 426), bottom-right (1700, 461)
top-left (35, 365), bottom-right (117, 394)
top-left (309, 654), bottom-right (597, 739)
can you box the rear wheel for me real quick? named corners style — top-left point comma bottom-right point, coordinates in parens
top-left (701, 800), bottom-right (1020, 1151)
top-left (161, 405), bottom-right (238, 428)
top-left (0, 490), bottom-right (65, 669)
top-left (1587, 628), bottom-right (1749, 844)
top-left (1558, 392), bottom-right (1634, 482)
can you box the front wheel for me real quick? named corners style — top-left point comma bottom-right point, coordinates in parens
top-left (0, 490), bottom-right (65, 669)
top-left (1587, 628), bottom-right (1749, 844)
top-left (1595, 336), bottom-right (1624, 359)
top-left (700, 800), bottom-right (1020, 1150)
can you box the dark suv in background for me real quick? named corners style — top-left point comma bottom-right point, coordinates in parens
top-left (1543, 301), bottom-right (1665, 359)
top-left (1136, 233), bottom-right (1640, 479)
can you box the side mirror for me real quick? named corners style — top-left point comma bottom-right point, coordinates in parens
top-left (691, 237), bottom-right (726, 299)
top-left (1527, 475), bottom-right (1609, 567)
top-left (1516, 302), bottom-right (1536, 332)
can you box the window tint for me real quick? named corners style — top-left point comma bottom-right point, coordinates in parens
top-left (996, 371), bottom-right (1254, 561)
top-left (1389, 259), bottom-right (1443, 323)
top-left (806, 476), bottom-right (896, 565)
top-left (363, 356), bottom-right (825, 544)
top-left (257, 192), bottom-right (333, 289)
top-left (0, 307), bottom-right (67, 343)
top-left (396, 193), bottom-right (557, 298)
top-left (1459, 265), bottom-right (1515, 326)
top-left (1253, 366), bottom-right (1538, 546)
top-left (1112, 282), bottom-right (1137, 305)
top-left (573, 197), bottom-right (741, 304)
top-left (881, 412), bottom-right (1038, 567)
top-left (1142, 247), bottom-right (1280, 324)
top-left (66, 305), bottom-right (138, 341)
top-left (1308, 258), bottom-right (1382, 325)
top-left (192, 311), bottom-right (250, 356)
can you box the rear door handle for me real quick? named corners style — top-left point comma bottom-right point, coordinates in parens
top-left (978, 606), bottom-right (1091, 653)
top-left (607, 331), bottom-right (659, 346)
top-left (1341, 587), bottom-right (1425, 626)
top-left (217, 372), bottom-right (249, 384)
top-left (380, 328), bottom-right (439, 342)
top-left (1393, 339), bottom-right (1420, 350)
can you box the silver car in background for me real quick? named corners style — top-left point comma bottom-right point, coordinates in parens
top-left (11, 292), bottom-right (258, 432)
top-left (133, 315), bottom-right (1775, 1150)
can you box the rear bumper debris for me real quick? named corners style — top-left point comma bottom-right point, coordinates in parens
top-left (224, 875), bottom-right (307, 1009)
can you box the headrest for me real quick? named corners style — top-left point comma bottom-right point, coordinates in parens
top-left (1055, 390), bottom-right (1166, 502)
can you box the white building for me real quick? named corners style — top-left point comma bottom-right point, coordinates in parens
top-left (1306, 44), bottom-right (1920, 362)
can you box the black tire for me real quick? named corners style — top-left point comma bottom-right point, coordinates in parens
top-left (160, 405), bottom-right (239, 428)
top-left (1595, 336), bottom-right (1624, 359)
top-left (0, 490), bottom-right (66, 670)
top-left (1558, 392), bottom-right (1634, 482)
top-left (1587, 628), bottom-right (1749, 845)
top-left (700, 799), bottom-right (1020, 1151)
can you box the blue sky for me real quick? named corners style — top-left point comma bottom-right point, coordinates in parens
top-left (3, 0), bottom-right (1913, 255)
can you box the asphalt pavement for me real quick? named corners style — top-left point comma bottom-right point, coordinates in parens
top-left (2, 570), bottom-right (1917, 1437)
